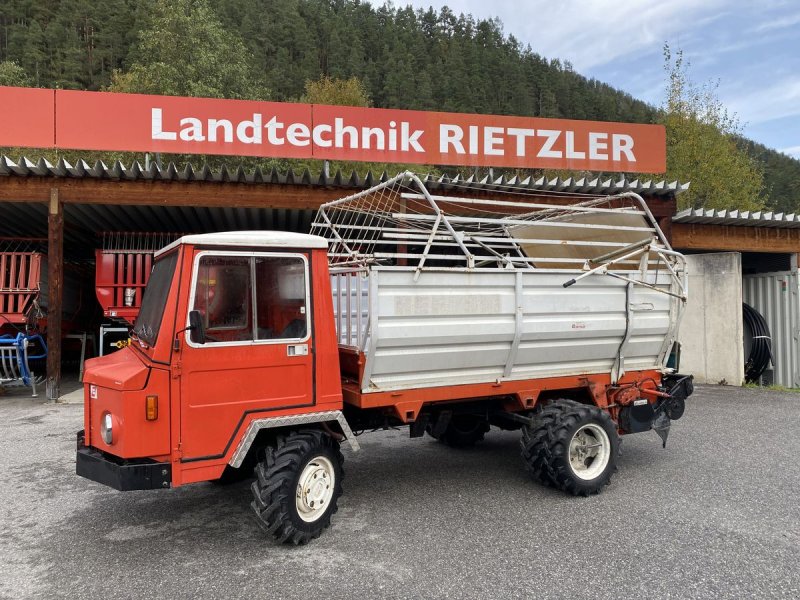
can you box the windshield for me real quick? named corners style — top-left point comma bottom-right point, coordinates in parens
top-left (132, 251), bottom-right (178, 346)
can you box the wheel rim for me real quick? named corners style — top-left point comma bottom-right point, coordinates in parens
top-left (295, 455), bottom-right (335, 523)
top-left (568, 423), bottom-right (611, 481)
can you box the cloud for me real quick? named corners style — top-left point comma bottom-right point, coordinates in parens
top-left (752, 11), bottom-right (800, 33)
top-left (780, 145), bottom-right (800, 159)
top-left (403, 0), bottom-right (730, 70)
top-left (725, 77), bottom-right (800, 125)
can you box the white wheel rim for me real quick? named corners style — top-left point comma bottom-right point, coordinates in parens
top-left (568, 423), bottom-right (611, 481)
top-left (295, 456), bottom-right (335, 523)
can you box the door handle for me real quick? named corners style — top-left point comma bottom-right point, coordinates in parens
top-left (287, 344), bottom-right (309, 356)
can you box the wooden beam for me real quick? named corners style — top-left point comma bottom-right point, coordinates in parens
top-left (0, 177), bottom-right (347, 209)
top-left (672, 223), bottom-right (800, 253)
top-left (46, 187), bottom-right (63, 402)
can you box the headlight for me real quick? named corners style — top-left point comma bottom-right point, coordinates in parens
top-left (100, 412), bottom-right (114, 445)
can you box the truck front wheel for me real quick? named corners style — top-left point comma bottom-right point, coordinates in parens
top-left (250, 429), bottom-right (344, 544)
top-left (520, 399), bottom-right (619, 496)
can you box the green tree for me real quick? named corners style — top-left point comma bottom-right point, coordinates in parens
top-left (110, 0), bottom-right (267, 100)
top-left (660, 45), bottom-right (764, 211)
top-left (301, 75), bottom-right (370, 107)
top-left (0, 60), bottom-right (32, 86)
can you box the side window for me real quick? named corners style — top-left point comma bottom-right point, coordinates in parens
top-left (255, 256), bottom-right (308, 340)
top-left (192, 256), bottom-right (252, 341)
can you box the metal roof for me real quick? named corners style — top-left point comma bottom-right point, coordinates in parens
top-left (0, 156), bottom-right (688, 197)
top-left (0, 201), bottom-right (319, 259)
top-left (0, 155), bottom-right (688, 261)
top-left (673, 208), bottom-right (800, 229)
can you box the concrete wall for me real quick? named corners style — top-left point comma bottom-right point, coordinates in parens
top-left (678, 253), bottom-right (744, 385)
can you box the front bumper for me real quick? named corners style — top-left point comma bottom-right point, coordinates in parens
top-left (76, 431), bottom-right (171, 491)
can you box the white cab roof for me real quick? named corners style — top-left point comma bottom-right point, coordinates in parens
top-left (154, 230), bottom-right (328, 257)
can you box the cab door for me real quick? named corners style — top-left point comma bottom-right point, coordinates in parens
top-left (178, 250), bottom-right (314, 461)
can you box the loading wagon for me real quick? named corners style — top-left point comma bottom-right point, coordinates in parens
top-left (76, 172), bottom-right (693, 544)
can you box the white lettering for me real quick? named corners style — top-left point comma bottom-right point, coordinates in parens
top-left (263, 116), bottom-right (282, 145)
top-left (612, 134), bottom-right (635, 161)
top-left (588, 132), bottom-right (608, 160)
top-left (564, 131), bottom-right (585, 159)
top-left (286, 123), bottom-right (310, 146)
top-left (335, 117), bottom-right (358, 149)
top-left (440, 125), bottom-right (465, 154)
top-left (388, 120), bottom-right (397, 151)
top-left (468, 125), bottom-right (479, 155)
top-left (537, 129), bottom-right (562, 158)
top-left (179, 117), bottom-right (205, 142)
top-left (401, 122), bottom-right (424, 152)
top-left (313, 124), bottom-right (332, 147)
top-left (484, 126), bottom-right (504, 156)
top-left (151, 108), bottom-right (176, 141)
top-left (235, 114), bottom-right (262, 144)
top-left (507, 128), bottom-right (534, 156)
top-left (362, 127), bottom-right (385, 150)
top-left (208, 119), bottom-right (233, 143)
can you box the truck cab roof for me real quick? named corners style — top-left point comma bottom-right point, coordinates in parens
top-left (154, 231), bottom-right (328, 257)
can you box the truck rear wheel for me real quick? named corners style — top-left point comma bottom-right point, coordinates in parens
top-left (520, 399), bottom-right (619, 496)
top-left (250, 429), bottom-right (344, 544)
top-left (427, 414), bottom-right (490, 447)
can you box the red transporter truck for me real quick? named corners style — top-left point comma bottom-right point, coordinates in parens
top-left (77, 173), bottom-right (693, 544)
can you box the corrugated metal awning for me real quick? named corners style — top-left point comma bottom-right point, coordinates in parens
top-left (673, 208), bottom-right (800, 228)
top-left (0, 155), bottom-right (688, 197)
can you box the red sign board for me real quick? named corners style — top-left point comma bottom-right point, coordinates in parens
top-left (0, 87), bottom-right (666, 173)
top-left (0, 86), bottom-right (55, 148)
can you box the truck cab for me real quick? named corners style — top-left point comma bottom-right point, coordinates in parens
top-left (78, 231), bottom-right (345, 491)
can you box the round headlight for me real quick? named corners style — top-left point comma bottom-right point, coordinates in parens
top-left (100, 412), bottom-right (113, 445)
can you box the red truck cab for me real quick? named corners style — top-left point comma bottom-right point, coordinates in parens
top-left (78, 232), bottom-right (345, 491)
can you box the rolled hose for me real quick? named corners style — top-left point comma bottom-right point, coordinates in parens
top-left (743, 303), bottom-right (772, 383)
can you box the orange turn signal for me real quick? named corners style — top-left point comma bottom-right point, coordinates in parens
top-left (145, 395), bottom-right (158, 421)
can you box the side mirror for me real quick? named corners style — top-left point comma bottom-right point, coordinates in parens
top-left (188, 310), bottom-right (206, 344)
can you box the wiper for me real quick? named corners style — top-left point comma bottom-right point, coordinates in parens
top-left (130, 325), bottom-right (150, 348)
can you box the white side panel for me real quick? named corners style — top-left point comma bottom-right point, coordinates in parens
top-left (360, 268), bottom-right (675, 392)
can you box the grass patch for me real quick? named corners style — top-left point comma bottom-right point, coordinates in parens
top-left (743, 382), bottom-right (800, 393)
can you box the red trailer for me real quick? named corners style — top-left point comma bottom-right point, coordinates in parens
top-left (95, 233), bottom-right (182, 322)
top-left (94, 233), bottom-right (180, 354)
top-left (0, 249), bottom-right (43, 330)
top-left (0, 240), bottom-right (88, 390)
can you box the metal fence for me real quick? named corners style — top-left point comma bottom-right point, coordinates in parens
top-left (743, 271), bottom-right (800, 388)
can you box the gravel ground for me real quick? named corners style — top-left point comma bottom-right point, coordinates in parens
top-left (0, 384), bottom-right (798, 599)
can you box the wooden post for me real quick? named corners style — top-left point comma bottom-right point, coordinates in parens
top-left (46, 188), bottom-right (63, 402)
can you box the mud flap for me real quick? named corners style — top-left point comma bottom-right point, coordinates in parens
top-left (652, 412), bottom-right (671, 448)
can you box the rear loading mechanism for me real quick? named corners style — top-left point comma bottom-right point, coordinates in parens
top-left (76, 172), bottom-right (693, 545)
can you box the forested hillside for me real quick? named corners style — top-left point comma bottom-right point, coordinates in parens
top-left (1, 0), bottom-right (798, 211)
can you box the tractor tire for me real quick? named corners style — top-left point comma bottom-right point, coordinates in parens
top-left (427, 414), bottom-right (490, 448)
top-left (520, 399), bottom-right (619, 496)
top-left (250, 429), bottom-right (344, 545)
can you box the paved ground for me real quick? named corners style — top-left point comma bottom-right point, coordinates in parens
top-left (0, 384), bottom-right (798, 599)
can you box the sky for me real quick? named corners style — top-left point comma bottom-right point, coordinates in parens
top-left (403, 0), bottom-right (800, 159)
